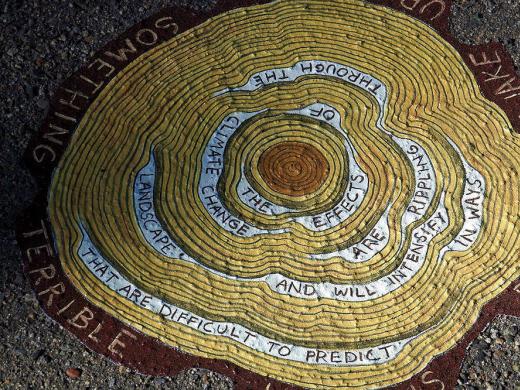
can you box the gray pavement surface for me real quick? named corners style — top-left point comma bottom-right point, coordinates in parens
top-left (0, 0), bottom-right (519, 389)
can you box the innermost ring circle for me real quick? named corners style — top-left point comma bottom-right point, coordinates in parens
top-left (258, 141), bottom-right (330, 197)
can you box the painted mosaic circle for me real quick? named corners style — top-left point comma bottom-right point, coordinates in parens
top-left (39, 0), bottom-right (519, 388)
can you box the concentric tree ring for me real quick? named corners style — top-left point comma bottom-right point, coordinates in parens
top-left (17, 1), bottom-right (520, 389)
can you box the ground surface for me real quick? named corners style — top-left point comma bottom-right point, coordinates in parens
top-left (0, 0), bottom-right (519, 389)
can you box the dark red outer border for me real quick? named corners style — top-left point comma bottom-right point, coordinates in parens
top-left (16, 1), bottom-right (520, 389)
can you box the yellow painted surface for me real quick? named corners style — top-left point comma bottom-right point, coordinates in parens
top-left (48, 0), bottom-right (520, 388)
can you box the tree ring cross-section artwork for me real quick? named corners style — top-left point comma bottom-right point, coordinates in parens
top-left (17, 0), bottom-right (520, 389)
